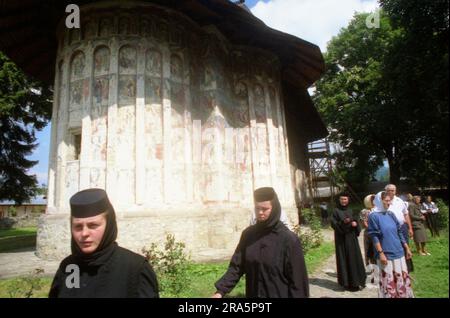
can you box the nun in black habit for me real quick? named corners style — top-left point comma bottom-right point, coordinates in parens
top-left (330, 193), bottom-right (367, 291)
top-left (213, 187), bottom-right (309, 298)
top-left (49, 188), bottom-right (159, 298)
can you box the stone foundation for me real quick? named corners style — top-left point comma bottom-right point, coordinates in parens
top-left (37, 207), bottom-right (299, 262)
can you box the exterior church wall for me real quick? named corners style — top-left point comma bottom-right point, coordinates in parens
top-left (39, 2), bottom-right (299, 261)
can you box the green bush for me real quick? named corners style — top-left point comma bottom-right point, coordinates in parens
top-left (436, 199), bottom-right (449, 230)
top-left (8, 206), bottom-right (17, 217)
top-left (142, 234), bottom-right (191, 297)
top-left (294, 208), bottom-right (323, 254)
top-left (4, 268), bottom-right (45, 298)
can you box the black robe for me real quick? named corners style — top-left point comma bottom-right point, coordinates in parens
top-left (49, 243), bottom-right (159, 298)
top-left (49, 199), bottom-right (158, 298)
top-left (330, 206), bottom-right (366, 289)
top-left (215, 190), bottom-right (309, 298)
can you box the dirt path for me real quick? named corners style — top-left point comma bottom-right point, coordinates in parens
top-left (309, 228), bottom-right (378, 298)
top-left (0, 248), bottom-right (59, 279)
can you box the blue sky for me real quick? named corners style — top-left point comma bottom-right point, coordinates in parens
top-left (28, 0), bottom-right (379, 185)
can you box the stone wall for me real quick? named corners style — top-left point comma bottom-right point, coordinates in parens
top-left (37, 205), bottom-right (300, 262)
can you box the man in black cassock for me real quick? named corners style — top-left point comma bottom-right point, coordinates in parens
top-left (330, 193), bottom-right (366, 291)
top-left (49, 188), bottom-right (159, 298)
top-left (212, 187), bottom-right (309, 298)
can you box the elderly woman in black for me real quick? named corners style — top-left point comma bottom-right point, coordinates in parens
top-left (330, 193), bottom-right (367, 291)
top-left (212, 187), bottom-right (309, 298)
top-left (49, 188), bottom-right (159, 298)
top-left (409, 195), bottom-right (429, 255)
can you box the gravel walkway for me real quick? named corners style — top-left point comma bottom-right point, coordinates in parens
top-left (309, 228), bottom-right (378, 298)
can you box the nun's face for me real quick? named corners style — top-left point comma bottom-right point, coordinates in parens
top-left (339, 196), bottom-right (349, 207)
top-left (71, 213), bottom-right (107, 254)
top-left (255, 201), bottom-right (272, 222)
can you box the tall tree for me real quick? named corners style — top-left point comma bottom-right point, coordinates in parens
top-left (314, 11), bottom-right (401, 190)
top-left (380, 0), bottom-right (449, 187)
top-left (314, 5), bottom-right (448, 190)
top-left (0, 51), bottom-right (52, 204)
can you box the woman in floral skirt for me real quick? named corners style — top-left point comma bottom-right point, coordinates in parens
top-left (368, 191), bottom-right (414, 298)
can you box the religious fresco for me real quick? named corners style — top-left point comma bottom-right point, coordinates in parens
top-left (53, 7), bottom-right (294, 210)
top-left (170, 82), bottom-right (186, 111)
top-left (170, 54), bottom-right (183, 80)
top-left (119, 17), bottom-right (130, 35)
top-left (99, 18), bottom-right (113, 37)
top-left (117, 47), bottom-right (136, 196)
top-left (145, 77), bottom-right (162, 104)
top-left (83, 20), bottom-right (96, 39)
top-left (91, 116), bottom-right (107, 161)
top-left (70, 80), bottom-right (83, 106)
top-left (69, 79), bottom-right (88, 125)
top-left (253, 84), bottom-right (266, 124)
top-left (140, 18), bottom-right (152, 38)
top-left (252, 84), bottom-right (271, 188)
top-left (170, 72), bottom-right (186, 203)
top-left (169, 53), bottom-right (186, 139)
top-left (269, 87), bottom-right (279, 127)
top-left (146, 50), bottom-right (162, 77)
top-left (268, 86), bottom-right (280, 168)
top-left (69, 28), bottom-right (81, 45)
top-left (90, 167), bottom-right (106, 189)
top-left (119, 76), bottom-right (136, 105)
top-left (155, 18), bottom-right (169, 43)
top-left (169, 25), bottom-right (183, 47)
top-left (233, 82), bottom-right (250, 127)
top-left (65, 161), bottom-right (80, 204)
top-left (91, 47), bottom-right (110, 170)
top-left (94, 47), bottom-right (110, 75)
top-left (71, 52), bottom-right (85, 80)
top-left (144, 50), bottom-right (164, 204)
top-left (203, 64), bottom-right (215, 89)
top-left (119, 46), bottom-right (137, 73)
top-left (93, 77), bottom-right (109, 107)
top-left (170, 79), bottom-right (186, 202)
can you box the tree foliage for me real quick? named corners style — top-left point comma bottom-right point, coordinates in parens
top-left (380, 0), bottom-right (449, 187)
top-left (0, 52), bottom-right (52, 204)
top-left (314, 3), bottom-right (448, 190)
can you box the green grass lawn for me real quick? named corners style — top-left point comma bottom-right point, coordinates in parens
top-left (410, 231), bottom-right (449, 298)
top-left (0, 227), bottom-right (37, 238)
top-left (0, 241), bottom-right (335, 298)
top-left (0, 227), bottom-right (37, 252)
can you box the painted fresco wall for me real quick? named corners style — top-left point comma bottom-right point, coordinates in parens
top-left (47, 3), bottom-right (295, 214)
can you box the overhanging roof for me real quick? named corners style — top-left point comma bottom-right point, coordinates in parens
top-left (0, 0), bottom-right (325, 87)
top-left (0, 0), bottom-right (327, 139)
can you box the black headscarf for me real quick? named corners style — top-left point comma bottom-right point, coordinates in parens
top-left (336, 192), bottom-right (350, 210)
top-left (69, 189), bottom-right (118, 266)
top-left (253, 187), bottom-right (282, 231)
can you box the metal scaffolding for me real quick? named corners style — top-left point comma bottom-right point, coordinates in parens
top-left (307, 138), bottom-right (335, 204)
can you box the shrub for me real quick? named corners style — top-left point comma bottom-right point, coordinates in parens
top-left (5, 268), bottom-right (45, 298)
top-left (142, 234), bottom-right (191, 297)
top-left (435, 199), bottom-right (449, 230)
top-left (294, 208), bottom-right (323, 254)
top-left (8, 206), bottom-right (17, 217)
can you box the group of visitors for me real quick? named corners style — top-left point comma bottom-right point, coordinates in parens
top-left (331, 183), bottom-right (441, 298)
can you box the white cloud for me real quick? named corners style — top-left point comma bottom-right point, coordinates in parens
top-left (251, 0), bottom-right (379, 52)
